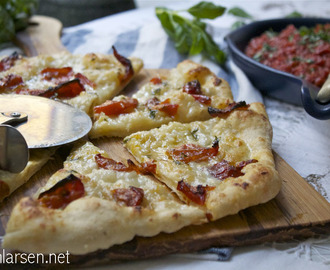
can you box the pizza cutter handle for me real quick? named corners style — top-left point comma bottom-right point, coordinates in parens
top-left (0, 112), bottom-right (28, 126)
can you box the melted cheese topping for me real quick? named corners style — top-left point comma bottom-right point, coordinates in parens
top-left (35, 141), bottom-right (195, 211)
top-left (125, 118), bottom-right (251, 187)
top-left (1, 52), bottom-right (143, 115)
top-left (90, 60), bottom-right (233, 138)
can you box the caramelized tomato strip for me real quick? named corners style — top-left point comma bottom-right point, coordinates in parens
top-left (150, 77), bottom-right (162, 85)
top-left (183, 80), bottom-right (211, 105)
top-left (167, 140), bottom-right (219, 163)
top-left (183, 80), bottom-right (202, 94)
top-left (141, 160), bottom-right (157, 174)
top-left (94, 97), bottom-right (138, 116)
top-left (75, 72), bottom-right (96, 88)
top-left (208, 159), bottom-right (257, 180)
top-left (41, 67), bottom-right (73, 82)
top-left (38, 174), bottom-right (85, 209)
top-left (112, 46), bottom-right (134, 84)
top-left (0, 52), bottom-right (20, 72)
top-left (191, 94), bottom-right (211, 105)
top-left (0, 74), bottom-right (23, 92)
top-left (39, 79), bottom-right (85, 99)
top-left (177, 180), bottom-right (214, 205)
top-left (146, 97), bottom-right (179, 117)
top-left (95, 154), bottom-right (156, 175)
top-left (208, 101), bottom-right (249, 117)
top-left (113, 186), bottom-right (144, 207)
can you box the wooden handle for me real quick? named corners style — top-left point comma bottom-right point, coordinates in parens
top-left (14, 15), bottom-right (68, 56)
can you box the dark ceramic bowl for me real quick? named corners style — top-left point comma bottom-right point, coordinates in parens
top-left (225, 17), bottom-right (330, 120)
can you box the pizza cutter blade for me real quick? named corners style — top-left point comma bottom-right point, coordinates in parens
top-left (0, 95), bottom-right (92, 173)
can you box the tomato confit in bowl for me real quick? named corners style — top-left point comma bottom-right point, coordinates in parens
top-left (225, 18), bottom-right (330, 120)
top-left (244, 23), bottom-right (330, 88)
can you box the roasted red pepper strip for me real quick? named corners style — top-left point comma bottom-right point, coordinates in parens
top-left (39, 79), bottom-right (85, 99)
top-left (146, 97), bottom-right (179, 118)
top-left (75, 72), bottom-right (96, 88)
top-left (208, 101), bottom-right (249, 117)
top-left (95, 154), bottom-right (156, 175)
top-left (41, 67), bottom-right (73, 83)
top-left (113, 186), bottom-right (144, 207)
top-left (208, 159), bottom-right (257, 180)
top-left (167, 139), bottom-right (219, 163)
top-left (177, 180), bottom-right (215, 205)
top-left (112, 46), bottom-right (134, 85)
top-left (38, 174), bottom-right (85, 209)
top-left (183, 80), bottom-right (211, 104)
top-left (94, 97), bottom-right (138, 116)
top-left (0, 52), bottom-right (20, 72)
top-left (0, 74), bottom-right (23, 92)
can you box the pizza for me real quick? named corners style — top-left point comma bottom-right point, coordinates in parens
top-left (0, 148), bottom-right (56, 202)
top-left (124, 102), bottom-right (281, 221)
top-left (2, 59), bottom-right (281, 258)
top-left (0, 47), bottom-right (143, 115)
top-left (3, 141), bottom-right (207, 254)
top-left (0, 48), bottom-right (143, 202)
top-left (89, 60), bottom-right (233, 138)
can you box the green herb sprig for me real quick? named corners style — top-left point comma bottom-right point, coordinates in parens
top-left (156, 2), bottom-right (227, 65)
top-left (155, 2), bottom-right (253, 65)
top-left (0, 0), bottom-right (39, 44)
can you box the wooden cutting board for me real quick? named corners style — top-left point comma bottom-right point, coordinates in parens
top-left (0, 16), bottom-right (329, 266)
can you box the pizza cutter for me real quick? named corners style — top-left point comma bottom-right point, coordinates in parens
top-left (0, 95), bottom-right (92, 173)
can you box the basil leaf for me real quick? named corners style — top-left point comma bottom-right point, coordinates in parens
top-left (188, 1), bottom-right (226, 19)
top-left (231, 20), bottom-right (246, 30)
top-left (189, 28), bottom-right (204, 55)
top-left (285, 11), bottom-right (303, 18)
top-left (228, 7), bottom-right (253, 19)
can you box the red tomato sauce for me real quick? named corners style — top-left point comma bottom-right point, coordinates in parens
top-left (245, 24), bottom-right (330, 87)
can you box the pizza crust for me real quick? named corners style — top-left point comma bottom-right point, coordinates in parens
top-left (0, 148), bottom-right (56, 202)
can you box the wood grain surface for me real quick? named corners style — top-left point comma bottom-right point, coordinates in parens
top-left (0, 16), bottom-right (329, 266)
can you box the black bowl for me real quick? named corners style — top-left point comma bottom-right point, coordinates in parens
top-left (225, 17), bottom-right (330, 120)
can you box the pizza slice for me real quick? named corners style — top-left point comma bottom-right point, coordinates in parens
top-left (124, 102), bottom-right (281, 221)
top-left (0, 47), bottom-right (143, 115)
top-left (3, 141), bottom-right (207, 254)
top-left (0, 148), bottom-right (56, 202)
top-left (89, 60), bottom-right (233, 138)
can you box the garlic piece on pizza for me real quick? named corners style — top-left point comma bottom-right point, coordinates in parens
top-left (0, 49), bottom-right (143, 115)
top-left (0, 148), bottom-right (56, 202)
top-left (124, 102), bottom-right (281, 221)
top-left (3, 141), bottom-right (206, 255)
top-left (89, 60), bottom-right (233, 138)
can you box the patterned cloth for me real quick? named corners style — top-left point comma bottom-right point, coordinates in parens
top-left (1, 1), bottom-right (329, 268)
